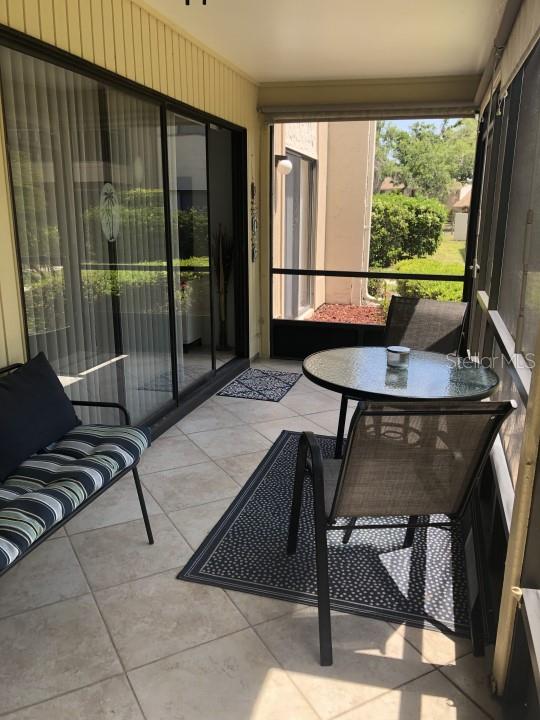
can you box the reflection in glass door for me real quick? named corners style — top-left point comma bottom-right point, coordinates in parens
top-left (0, 48), bottom-right (173, 423)
top-left (208, 124), bottom-right (238, 368)
top-left (167, 113), bottom-right (214, 391)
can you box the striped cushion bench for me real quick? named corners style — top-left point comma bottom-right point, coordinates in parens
top-left (0, 424), bottom-right (151, 573)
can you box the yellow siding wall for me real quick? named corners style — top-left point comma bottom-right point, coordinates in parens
top-left (0, 0), bottom-right (262, 363)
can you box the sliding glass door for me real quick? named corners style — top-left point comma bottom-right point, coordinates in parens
top-left (0, 48), bottom-right (173, 422)
top-left (167, 113), bottom-right (213, 390)
top-left (0, 44), bottom-right (246, 425)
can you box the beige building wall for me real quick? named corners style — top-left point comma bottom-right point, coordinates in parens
top-left (324, 121), bottom-right (376, 305)
top-left (272, 120), bottom-right (376, 319)
top-left (272, 122), bottom-right (329, 318)
top-left (0, 0), bottom-right (262, 365)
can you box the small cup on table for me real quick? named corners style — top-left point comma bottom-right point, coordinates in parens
top-left (386, 345), bottom-right (410, 370)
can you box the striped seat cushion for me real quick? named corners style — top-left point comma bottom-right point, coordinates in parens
top-left (0, 424), bottom-right (150, 571)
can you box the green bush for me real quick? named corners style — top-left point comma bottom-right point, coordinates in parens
top-left (393, 258), bottom-right (464, 302)
top-left (370, 194), bottom-right (447, 268)
top-left (23, 257), bottom-right (209, 335)
top-left (84, 190), bottom-right (209, 261)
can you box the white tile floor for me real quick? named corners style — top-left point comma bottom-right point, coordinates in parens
top-left (0, 359), bottom-right (503, 719)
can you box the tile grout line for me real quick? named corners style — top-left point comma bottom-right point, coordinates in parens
top-left (0, 542), bottom-right (148, 719)
top-left (146, 401), bottom-right (330, 473)
top-left (0, 587), bottom-right (92, 623)
top-left (66, 532), bottom-right (151, 720)
top-left (247, 618), bottom-right (326, 720)
top-left (326, 665), bottom-right (450, 720)
top-left (435, 664), bottom-right (498, 719)
top-left (125, 672), bottom-right (150, 720)
top-left (125, 625), bottom-right (254, 674)
top-left (85, 563), bottom-right (188, 597)
top-left (394, 622), bottom-right (472, 668)
top-left (65, 510), bottom-right (167, 539)
top-left (142, 469), bottom-right (240, 513)
top-left (67, 518), bottom-right (256, 685)
top-left (0, 672), bottom-right (128, 719)
top-left (138, 456), bottom-right (214, 479)
top-left (163, 418), bottom-right (273, 464)
top-left (159, 492), bottom-right (239, 517)
top-left (393, 625), bottom-right (496, 716)
top-left (165, 513), bottom-right (202, 552)
top-left (250, 613), bottom-right (436, 720)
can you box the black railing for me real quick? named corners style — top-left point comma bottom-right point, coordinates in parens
top-left (272, 267), bottom-right (465, 282)
top-left (79, 263), bottom-right (211, 273)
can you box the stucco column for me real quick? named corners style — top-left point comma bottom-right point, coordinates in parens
top-left (324, 121), bottom-right (376, 306)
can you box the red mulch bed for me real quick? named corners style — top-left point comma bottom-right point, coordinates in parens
top-left (309, 303), bottom-right (386, 325)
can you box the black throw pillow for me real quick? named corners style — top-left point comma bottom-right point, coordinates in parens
top-left (0, 353), bottom-right (80, 482)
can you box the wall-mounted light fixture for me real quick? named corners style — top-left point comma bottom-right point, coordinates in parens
top-left (275, 154), bottom-right (293, 176)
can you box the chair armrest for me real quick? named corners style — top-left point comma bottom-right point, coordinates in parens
top-left (298, 430), bottom-right (325, 484)
top-left (299, 431), bottom-right (323, 465)
top-left (70, 400), bottom-right (131, 425)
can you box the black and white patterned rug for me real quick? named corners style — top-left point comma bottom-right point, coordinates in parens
top-left (179, 431), bottom-right (470, 636)
top-left (217, 368), bottom-right (302, 402)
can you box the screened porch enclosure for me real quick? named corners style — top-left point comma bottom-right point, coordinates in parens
top-left (270, 119), bottom-right (470, 359)
top-left (0, 0), bottom-right (539, 717)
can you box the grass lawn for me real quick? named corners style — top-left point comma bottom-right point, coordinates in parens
top-left (431, 233), bottom-right (466, 268)
top-left (370, 232), bottom-right (467, 305)
top-left (387, 232), bottom-right (466, 274)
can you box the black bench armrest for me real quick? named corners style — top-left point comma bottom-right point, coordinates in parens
top-left (0, 365), bottom-right (132, 425)
top-left (70, 400), bottom-right (131, 425)
top-left (0, 363), bottom-right (23, 376)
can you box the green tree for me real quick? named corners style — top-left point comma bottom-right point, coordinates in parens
top-left (376, 119), bottom-right (477, 201)
top-left (370, 194), bottom-right (447, 267)
top-left (442, 118), bottom-right (477, 183)
top-left (373, 121), bottom-right (399, 191)
top-left (391, 123), bottom-right (452, 201)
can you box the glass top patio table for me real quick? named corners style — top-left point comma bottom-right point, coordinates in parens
top-left (303, 346), bottom-right (499, 401)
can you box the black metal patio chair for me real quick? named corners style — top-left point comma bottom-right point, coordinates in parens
top-left (384, 296), bottom-right (469, 355)
top-left (334, 297), bottom-right (470, 457)
top-left (287, 399), bottom-right (514, 666)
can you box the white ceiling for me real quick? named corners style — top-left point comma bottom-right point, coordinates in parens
top-left (147, 0), bottom-right (507, 83)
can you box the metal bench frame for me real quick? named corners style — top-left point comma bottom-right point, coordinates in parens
top-left (0, 363), bottom-right (154, 578)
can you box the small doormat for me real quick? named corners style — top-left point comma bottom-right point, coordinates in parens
top-left (179, 431), bottom-right (470, 635)
top-left (217, 368), bottom-right (302, 402)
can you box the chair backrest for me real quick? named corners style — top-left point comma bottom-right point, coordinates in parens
top-left (385, 297), bottom-right (468, 354)
top-left (328, 399), bottom-right (514, 521)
